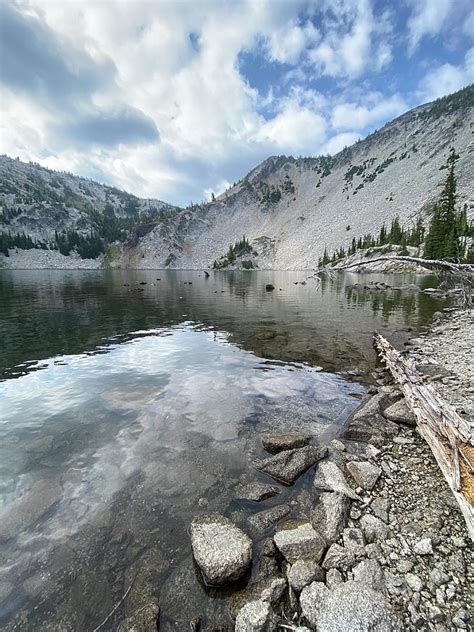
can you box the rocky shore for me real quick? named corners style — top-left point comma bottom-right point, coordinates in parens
top-left (118, 306), bottom-right (473, 631)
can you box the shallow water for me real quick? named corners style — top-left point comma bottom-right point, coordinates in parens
top-left (0, 269), bottom-right (448, 629)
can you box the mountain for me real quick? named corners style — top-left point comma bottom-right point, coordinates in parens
top-left (0, 157), bottom-right (179, 259)
top-left (1, 86), bottom-right (473, 269)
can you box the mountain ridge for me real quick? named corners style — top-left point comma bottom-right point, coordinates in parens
top-left (1, 85), bottom-right (473, 269)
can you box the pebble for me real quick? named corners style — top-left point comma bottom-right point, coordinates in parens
top-left (414, 538), bottom-right (433, 555)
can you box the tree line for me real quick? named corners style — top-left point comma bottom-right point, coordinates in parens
top-left (319, 147), bottom-right (473, 267)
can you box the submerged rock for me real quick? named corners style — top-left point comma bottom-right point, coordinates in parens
top-left (247, 505), bottom-right (291, 535)
top-left (253, 445), bottom-right (327, 485)
top-left (190, 513), bottom-right (252, 585)
top-left (0, 478), bottom-right (62, 541)
top-left (274, 520), bottom-right (326, 564)
top-left (117, 603), bottom-right (160, 632)
top-left (261, 432), bottom-right (311, 454)
top-left (310, 492), bottom-right (351, 544)
top-left (300, 580), bottom-right (402, 631)
top-left (313, 461), bottom-right (361, 501)
top-left (235, 482), bottom-right (280, 502)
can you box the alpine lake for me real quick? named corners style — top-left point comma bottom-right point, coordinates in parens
top-left (0, 269), bottom-right (450, 630)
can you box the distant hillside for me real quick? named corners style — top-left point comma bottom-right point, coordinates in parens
top-left (1, 85), bottom-right (473, 269)
top-left (0, 157), bottom-right (179, 259)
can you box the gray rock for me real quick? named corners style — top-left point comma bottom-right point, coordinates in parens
top-left (0, 478), bottom-right (63, 541)
top-left (330, 439), bottom-right (346, 452)
top-left (347, 461), bottom-right (381, 490)
top-left (229, 577), bottom-right (286, 618)
top-left (235, 599), bottom-right (276, 632)
top-left (274, 520), bottom-right (326, 563)
top-left (352, 559), bottom-right (386, 593)
top-left (190, 513), bottom-right (252, 586)
top-left (247, 505), bottom-right (291, 535)
top-left (235, 482), bottom-right (280, 502)
top-left (342, 394), bottom-right (400, 443)
top-left (322, 543), bottom-right (354, 570)
top-left (288, 559), bottom-right (325, 593)
top-left (365, 444), bottom-right (381, 459)
top-left (414, 537), bottom-right (433, 555)
top-left (310, 492), bottom-right (351, 545)
top-left (382, 399), bottom-right (416, 426)
top-left (253, 445), bottom-right (327, 485)
top-left (406, 573), bottom-right (423, 592)
top-left (261, 433), bottom-right (311, 453)
top-left (301, 580), bottom-right (402, 631)
top-left (313, 461), bottom-right (361, 500)
top-left (396, 559), bottom-right (413, 573)
top-left (299, 581), bottom-right (329, 626)
top-left (371, 498), bottom-right (389, 522)
top-left (360, 514), bottom-right (389, 543)
top-left (429, 568), bottom-right (450, 586)
top-left (342, 527), bottom-right (365, 560)
top-left (117, 603), bottom-right (160, 632)
top-left (325, 568), bottom-right (343, 588)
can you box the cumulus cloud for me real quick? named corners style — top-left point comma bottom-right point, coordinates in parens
top-left (331, 94), bottom-right (408, 131)
top-left (419, 48), bottom-right (474, 101)
top-left (0, 0), bottom-right (471, 205)
top-left (406, 0), bottom-right (452, 52)
top-left (57, 107), bottom-right (160, 148)
top-left (0, 2), bottom-right (114, 105)
top-left (308, 0), bottom-right (393, 78)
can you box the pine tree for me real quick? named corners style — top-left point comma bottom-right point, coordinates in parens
top-left (424, 148), bottom-right (460, 260)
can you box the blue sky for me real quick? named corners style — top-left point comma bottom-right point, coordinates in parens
top-left (0, 0), bottom-right (473, 206)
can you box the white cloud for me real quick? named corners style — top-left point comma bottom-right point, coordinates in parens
top-left (257, 104), bottom-right (327, 153)
top-left (419, 48), bottom-right (474, 101)
top-left (322, 132), bottom-right (360, 155)
top-left (267, 20), bottom-right (319, 65)
top-left (0, 0), bottom-right (468, 206)
top-left (331, 94), bottom-right (408, 131)
top-left (406, 0), bottom-right (453, 52)
top-left (308, 0), bottom-right (393, 78)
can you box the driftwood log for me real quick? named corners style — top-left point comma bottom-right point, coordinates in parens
top-left (334, 255), bottom-right (474, 273)
top-left (374, 332), bottom-right (474, 541)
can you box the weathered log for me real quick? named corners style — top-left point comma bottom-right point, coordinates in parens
top-left (374, 332), bottom-right (474, 541)
top-left (333, 255), bottom-right (474, 273)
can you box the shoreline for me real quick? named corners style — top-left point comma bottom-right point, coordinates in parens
top-left (122, 304), bottom-right (473, 631)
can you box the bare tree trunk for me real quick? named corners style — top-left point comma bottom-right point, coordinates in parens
top-left (374, 332), bottom-right (474, 541)
top-left (331, 255), bottom-right (474, 273)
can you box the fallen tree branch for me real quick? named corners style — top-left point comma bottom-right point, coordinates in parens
top-left (331, 255), bottom-right (474, 273)
top-left (374, 332), bottom-right (474, 541)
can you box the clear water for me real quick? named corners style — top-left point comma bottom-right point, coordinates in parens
top-left (0, 269), bottom-right (447, 630)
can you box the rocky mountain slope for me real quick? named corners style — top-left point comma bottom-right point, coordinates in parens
top-left (0, 156), bottom-right (179, 248)
top-left (1, 86), bottom-right (473, 269)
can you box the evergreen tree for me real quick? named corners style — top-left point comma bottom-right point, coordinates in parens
top-left (388, 216), bottom-right (403, 244)
top-left (424, 148), bottom-right (460, 260)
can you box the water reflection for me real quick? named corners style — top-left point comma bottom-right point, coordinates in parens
top-left (0, 269), bottom-right (448, 629)
top-left (0, 269), bottom-right (448, 381)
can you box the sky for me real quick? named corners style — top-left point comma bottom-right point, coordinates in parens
top-left (0, 0), bottom-right (473, 206)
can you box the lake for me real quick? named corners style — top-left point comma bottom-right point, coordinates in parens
top-left (0, 269), bottom-right (447, 630)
